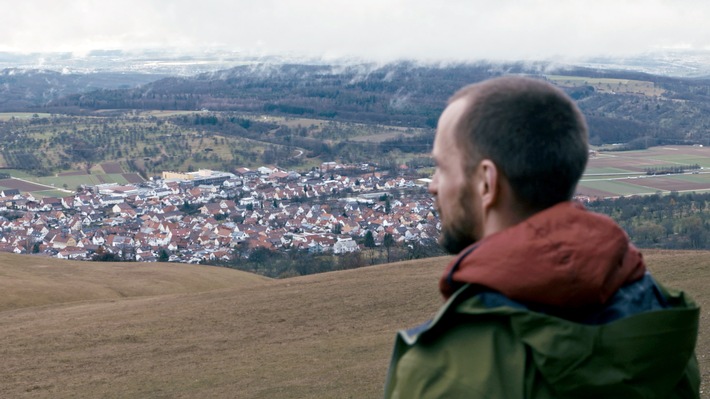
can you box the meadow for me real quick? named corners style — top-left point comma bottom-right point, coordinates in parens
top-left (0, 250), bottom-right (708, 398)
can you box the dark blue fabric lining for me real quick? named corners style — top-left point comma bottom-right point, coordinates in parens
top-left (405, 320), bottom-right (434, 337)
top-left (404, 274), bottom-right (666, 337)
top-left (444, 243), bottom-right (479, 294)
top-left (476, 273), bottom-right (667, 325)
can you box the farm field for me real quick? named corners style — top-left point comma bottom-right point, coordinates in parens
top-left (0, 173), bottom-right (143, 198)
top-left (545, 75), bottom-right (665, 96)
top-left (0, 169), bottom-right (35, 179)
top-left (0, 250), bottom-right (708, 398)
top-left (577, 145), bottom-right (710, 198)
top-left (1, 164), bottom-right (144, 198)
top-left (0, 178), bottom-right (59, 193)
top-left (36, 173), bottom-right (142, 189)
top-left (0, 112), bottom-right (53, 121)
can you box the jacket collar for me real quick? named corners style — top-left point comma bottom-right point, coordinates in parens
top-left (439, 201), bottom-right (646, 307)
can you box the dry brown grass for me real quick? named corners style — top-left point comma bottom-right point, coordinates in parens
top-left (0, 250), bottom-right (708, 398)
top-left (0, 253), bottom-right (270, 312)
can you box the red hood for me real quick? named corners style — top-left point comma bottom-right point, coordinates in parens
top-left (440, 201), bottom-right (646, 307)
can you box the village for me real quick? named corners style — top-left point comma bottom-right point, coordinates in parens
top-left (0, 163), bottom-right (440, 264)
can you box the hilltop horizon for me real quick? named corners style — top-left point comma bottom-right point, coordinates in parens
top-left (3, 48), bottom-right (710, 78)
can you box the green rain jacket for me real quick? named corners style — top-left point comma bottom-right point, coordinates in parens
top-left (385, 282), bottom-right (699, 399)
top-left (385, 202), bottom-right (700, 398)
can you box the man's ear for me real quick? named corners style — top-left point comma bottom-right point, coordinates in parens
top-left (476, 159), bottom-right (499, 211)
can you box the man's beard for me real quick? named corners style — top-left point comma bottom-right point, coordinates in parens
top-left (437, 183), bottom-right (480, 254)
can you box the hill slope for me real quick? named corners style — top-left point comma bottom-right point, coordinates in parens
top-left (0, 253), bottom-right (270, 312)
top-left (0, 251), bottom-right (708, 398)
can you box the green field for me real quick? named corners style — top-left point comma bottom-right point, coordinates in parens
top-left (669, 174), bottom-right (710, 184)
top-left (0, 169), bottom-right (35, 178)
top-left (36, 173), bottom-right (134, 188)
top-left (579, 180), bottom-right (658, 196)
top-left (581, 174), bottom-right (640, 181)
top-left (0, 112), bottom-right (53, 121)
top-left (30, 190), bottom-right (74, 198)
top-left (648, 154), bottom-right (710, 167)
top-left (584, 167), bottom-right (641, 175)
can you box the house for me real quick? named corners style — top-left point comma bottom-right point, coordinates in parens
top-left (235, 168), bottom-right (259, 180)
top-left (40, 197), bottom-right (63, 210)
top-left (257, 166), bottom-right (278, 175)
top-left (333, 238), bottom-right (359, 254)
top-left (105, 234), bottom-right (134, 248)
top-left (267, 171), bottom-right (290, 181)
top-left (112, 203), bottom-right (137, 218)
top-left (239, 196), bottom-right (259, 207)
top-left (50, 234), bottom-right (78, 249)
top-left (199, 203), bottom-right (224, 216)
top-left (0, 189), bottom-right (20, 197)
top-left (57, 248), bottom-right (89, 260)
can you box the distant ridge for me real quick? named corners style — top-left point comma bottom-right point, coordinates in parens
top-left (43, 62), bottom-right (710, 146)
top-left (0, 250), bottom-right (707, 398)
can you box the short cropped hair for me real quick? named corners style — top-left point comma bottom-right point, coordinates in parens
top-left (450, 76), bottom-right (589, 211)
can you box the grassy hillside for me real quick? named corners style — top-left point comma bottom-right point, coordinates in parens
top-left (0, 253), bottom-right (270, 312)
top-left (0, 251), bottom-right (708, 398)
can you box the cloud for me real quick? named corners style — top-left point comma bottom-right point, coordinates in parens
top-left (1, 0), bottom-right (709, 62)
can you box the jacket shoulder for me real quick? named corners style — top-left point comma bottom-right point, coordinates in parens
top-left (385, 283), bottom-right (700, 399)
top-left (386, 285), bottom-right (540, 398)
top-left (386, 305), bottom-right (531, 398)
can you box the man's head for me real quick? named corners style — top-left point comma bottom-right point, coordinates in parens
top-left (429, 76), bottom-right (589, 253)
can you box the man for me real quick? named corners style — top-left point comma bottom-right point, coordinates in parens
top-left (384, 76), bottom-right (699, 398)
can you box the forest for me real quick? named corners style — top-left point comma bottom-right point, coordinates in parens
top-left (586, 192), bottom-right (710, 250)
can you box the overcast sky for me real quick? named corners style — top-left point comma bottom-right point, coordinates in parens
top-left (1, 0), bottom-right (709, 62)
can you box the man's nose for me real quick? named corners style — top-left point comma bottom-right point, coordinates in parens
top-left (428, 174), bottom-right (437, 195)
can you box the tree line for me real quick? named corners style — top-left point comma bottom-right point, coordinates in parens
top-left (586, 192), bottom-right (710, 250)
top-left (644, 164), bottom-right (701, 175)
top-left (205, 237), bottom-right (446, 278)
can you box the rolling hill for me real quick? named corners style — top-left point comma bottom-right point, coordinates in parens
top-left (0, 253), bottom-right (270, 312)
top-left (1, 250), bottom-right (708, 398)
top-left (0, 68), bottom-right (165, 111)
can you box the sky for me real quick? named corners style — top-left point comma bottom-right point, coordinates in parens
top-left (1, 0), bottom-right (709, 63)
